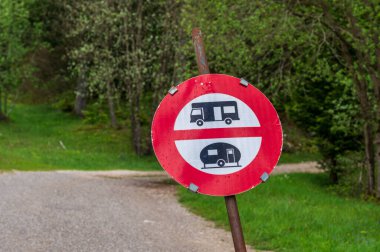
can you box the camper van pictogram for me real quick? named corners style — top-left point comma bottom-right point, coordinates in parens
top-left (190, 101), bottom-right (240, 126)
top-left (200, 142), bottom-right (241, 169)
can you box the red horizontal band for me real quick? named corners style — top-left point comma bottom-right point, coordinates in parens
top-left (173, 127), bottom-right (262, 140)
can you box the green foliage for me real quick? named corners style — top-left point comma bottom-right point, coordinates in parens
top-left (0, 0), bottom-right (39, 118)
top-left (3, 0), bottom-right (380, 196)
top-left (180, 1), bottom-right (278, 95)
top-left (278, 1), bottom-right (380, 195)
top-left (286, 67), bottom-right (363, 165)
top-left (282, 120), bottom-right (319, 154)
top-left (66, 1), bottom-right (122, 96)
top-left (52, 89), bottom-right (75, 112)
top-left (180, 0), bottom-right (380, 195)
top-left (65, 0), bottom-right (181, 153)
top-left (329, 151), bottom-right (368, 197)
top-left (81, 102), bottom-right (110, 125)
top-left (178, 173), bottom-right (380, 251)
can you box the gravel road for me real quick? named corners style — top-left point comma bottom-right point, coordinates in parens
top-left (0, 171), bottom-right (248, 252)
top-left (0, 163), bottom-right (317, 251)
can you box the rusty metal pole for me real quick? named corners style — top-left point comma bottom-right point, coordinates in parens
top-left (191, 28), bottom-right (210, 75)
top-left (191, 28), bottom-right (247, 252)
top-left (224, 195), bottom-right (247, 252)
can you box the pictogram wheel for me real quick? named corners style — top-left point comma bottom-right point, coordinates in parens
top-left (217, 159), bottom-right (226, 167)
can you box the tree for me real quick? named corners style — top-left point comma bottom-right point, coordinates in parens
top-left (123, 0), bottom-right (181, 154)
top-left (65, 0), bottom-right (181, 154)
top-left (282, 0), bottom-right (380, 197)
top-left (66, 0), bottom-right (123, 128)
top-left (180, 0), bottom-right (380, 197)
top-left (0, 0), bottom-right (36, 120)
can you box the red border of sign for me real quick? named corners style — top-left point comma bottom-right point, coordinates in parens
top-left (152, 74), bottom-right (282, 196)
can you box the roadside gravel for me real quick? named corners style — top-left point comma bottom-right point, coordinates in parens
top-left (0, 162), bottom-right (318, 251)
top-left (58, 161), bottom-right (320, 178)
top-left (0, 171), bottom-right (250, 252)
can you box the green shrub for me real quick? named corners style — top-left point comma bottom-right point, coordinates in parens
top-left (82, 101), bottom-right (109, 125)
top-left (327, 151), bottom-right (368, 198)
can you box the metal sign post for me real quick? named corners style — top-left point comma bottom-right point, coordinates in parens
top-left (152, 27), bottom-right (281, 252)
top-left (191, 28), bottom-right (247, 252)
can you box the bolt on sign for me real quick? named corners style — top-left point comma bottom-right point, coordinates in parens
top-left (152, 74), bottom-right (283, 196)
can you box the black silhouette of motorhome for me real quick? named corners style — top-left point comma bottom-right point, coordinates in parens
top-left (200, 142), bottom-right (241, 169)
top-left (190, 101), bottom-right (239, 126)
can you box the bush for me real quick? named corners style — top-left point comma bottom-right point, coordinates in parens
top-left (82, 102), bottom-right (109, 125)
top-left (327, 151), bottom-right (368, 198)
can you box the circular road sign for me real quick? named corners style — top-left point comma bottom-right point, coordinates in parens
top-left (151, 74), bottom-right (282, 196)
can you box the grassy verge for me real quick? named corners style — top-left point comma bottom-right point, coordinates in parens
top-left (178, 173), bottom-right (380, 251)
top-left (279, 152), bottom-right (320, 164)
top-left (0, 104), bottom-right (160, 171)
top-left (0, 104), bottom-right (320, 171)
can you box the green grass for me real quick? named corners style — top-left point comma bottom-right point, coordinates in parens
top-left (3, 105), bottom-right (377, 251)
top-left (0, 104), bottom-right (160, 171)
top-left (279, 152), bottom-right (321, 164)
top-left (178, 173), bottom-right (380, 252)
top-left (0, 104), bottom-right (320, 171)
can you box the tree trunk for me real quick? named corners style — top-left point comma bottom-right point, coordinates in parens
top-left (131, 0), bottom-right (143, 155)
top-left (130, 95), bottom-right (142, 155)
top-left (329, 158), bottom-right (339, 184)
top-left (345, 2), bottom-right (379, 196)
top-left (374, 128), bottom-right (380, 198)
top-left (336, 28), bottom-right (376, 195)
top-left (3, 91), bottom-right (7, 115)
top-left (0, 86), bottom-right (2, 116)
top-left (369, 42), bottom-right (380, 198)
top-left (369, 71), bottom-right (380, 198)
top-left (74, 74), bottom-right (87, 118)
top-left (106, 81), bottom-right (118, 129)
top-left (0, 88), bottom-right (7, 121)
top-left (363, 121), bottom-right (375, 195)
top-left (352, 70), bottom-right (375, 195)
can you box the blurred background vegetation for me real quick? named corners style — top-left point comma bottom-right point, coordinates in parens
top-left (1, 0), bottom-right (380, 200)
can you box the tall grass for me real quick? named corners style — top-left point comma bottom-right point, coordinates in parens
top-left (0, 105), bottom-right (320, 171)
top-left (178, 173), bottom-right (380, 251)
top-left (0, 104), bottom-right (160, 171)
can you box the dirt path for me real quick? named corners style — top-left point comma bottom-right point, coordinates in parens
top-left (273, 162), bottom-right (320, 174)
top-left (61, 161), bottom-right (320, 178)
top-left (0, 171), bottom-right (254, 252)
top-left (0, 163), bottom-right (318, 251)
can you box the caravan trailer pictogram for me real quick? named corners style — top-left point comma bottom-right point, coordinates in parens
top-left (200, 142), bottom-right (241, 169)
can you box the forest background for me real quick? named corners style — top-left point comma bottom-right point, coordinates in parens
top-left (1, 0), bottom-right (380, 199)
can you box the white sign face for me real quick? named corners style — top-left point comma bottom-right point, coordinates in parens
top-left (174, 93), bottom-right (261, 175)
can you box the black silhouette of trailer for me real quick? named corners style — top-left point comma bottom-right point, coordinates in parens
top-left (190, 101), bottom-right (239, 126)
top-left (200, 142), bottom-right (241, 169)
